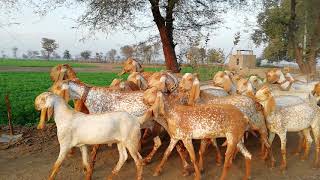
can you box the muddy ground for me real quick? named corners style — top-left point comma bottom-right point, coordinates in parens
top-left (1, 125), bottom-right (320, 180)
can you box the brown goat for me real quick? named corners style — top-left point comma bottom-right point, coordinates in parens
top-left (147, 91), bottom-right (252, 180)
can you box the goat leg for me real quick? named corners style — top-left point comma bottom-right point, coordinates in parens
top-left (80, 145), bottom-right (92, 180)
top-left (183, 139), bottom-right (201, 180)
top-left (49, 146), bottom-right (69, 180)
top-left (143, 136), bottom-right (162, 164)
top-left (211, 139), bottom-right (222, 166)
top-left (90, 144), bottom-right (100, 170)
top-left (153, 139), bottom-right (178, 176)
top-left (220, 141), bottom-right (236, 180)
top-left (176, 142), bottom-right (194, 176)
top-left (198, 139), bottom-right (209, 172)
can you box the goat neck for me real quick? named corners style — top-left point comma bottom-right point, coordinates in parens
top-left (68, 80), bottom-right (86, 99)
top-left (51, 96), bottom-right (73, 128)
top-left (258, 95), bottom-right (276, 117)
top-left (276, 71), bottom-right (292, 91)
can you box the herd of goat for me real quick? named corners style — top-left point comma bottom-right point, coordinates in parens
top-left (34, 57), bottom-right (320, 180)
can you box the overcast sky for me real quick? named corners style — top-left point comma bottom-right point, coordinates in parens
top-left (0, 2), bottom-right (264, 59)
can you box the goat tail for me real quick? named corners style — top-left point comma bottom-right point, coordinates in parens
top-left (138, 109), bottom-right (153, 125)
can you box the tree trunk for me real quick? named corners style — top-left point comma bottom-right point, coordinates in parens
top-left (307, 12), bottom-right (320, 77)
top-left (158, 26), bottom-right (180, 72)
top-left (149, 0), bottom-right (180, 73)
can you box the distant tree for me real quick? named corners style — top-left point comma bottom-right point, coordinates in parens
top-left (120, 45), bottom-right (134, 59)
top-left (186, 46), bottom-right (206, 70)
top-left (80, 50), bottom-right (91, 60)
top-left (52, 52), bottom-right (61, 59)
top-left (12, 47), bottom-right (18, 58)
top-left (41, 38), bottom-right (58, 59)
top-left (63, 50), bottom-right (71, 59)
top-left (106, 49), bottom-right (117, 63)
top-left (27, 50), bottom-right (39, 58)
top-left (95, 52), bottom-right (103, 62)
top-left (207, 48), bottom-right (225, 64)
top-left (22, 54), bottom-right (28, 59)
top-left (1, 50), bottom-right (6, 58)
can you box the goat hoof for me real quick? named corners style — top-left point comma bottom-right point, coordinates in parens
top-left (142, 158), bottom-right (151, 165)
top-left (312, 163), bottom-right (319, 169)
top-left (182, 166), bottom-right (194, 176)
top-left (182, 170), bottom-right (190, 177)
top-left (153, 171), bottom-right (160, 177)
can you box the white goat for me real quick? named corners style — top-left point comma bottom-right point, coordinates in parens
top-left (35, 92), bottom-right (153, 180)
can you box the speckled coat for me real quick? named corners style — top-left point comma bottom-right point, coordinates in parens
top-left (256, 86), bottom-right (320, 168)
top-left (152, 93), bottom-right (252, 180)
top-left (164, 96), bottom-right (248, 140)
top-left (265, 102), bottom-right (320, 134)
top-left (65, 80), bottom-right (148, 116)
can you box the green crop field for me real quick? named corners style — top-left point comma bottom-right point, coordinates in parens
top-left (0, 64), bottom-right (223, 125)
top-left (0, 59), bottom-right (97, 68)
top-left (0, 72), bottom-right (129, 125)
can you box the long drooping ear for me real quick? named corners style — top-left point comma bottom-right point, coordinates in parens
top-left (37, 108), bottom-right (47, 129)
top-left (151, 92), bottom-right (165, 118)
top-left (132, 60), bottom-right (143, 72)
top-left (136, 75), bottom-right (148, 90)
top-left (188, 76), bottom-right (200, 106)
top-left (159, 75), bottom-right (167, 92)
top-left (47, 107), bottom-right (54, 121)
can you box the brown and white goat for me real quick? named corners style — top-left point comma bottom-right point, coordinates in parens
top-left (148, 91), bottom-right (252, 180)
top-left (256, 86), bottom-right (320, 170)
top-left (179, 73), bottom-right (269, 168)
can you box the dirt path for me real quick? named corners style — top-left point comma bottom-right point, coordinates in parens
top-left (1, 125), bottom-right (320, 180)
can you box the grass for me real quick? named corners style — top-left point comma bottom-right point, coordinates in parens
top-left (0, 72), bottom-right (128, 125)
top-left (0, 65), bottom-right (223, 125)
top-left (0, 58), bottom-right (97, 68)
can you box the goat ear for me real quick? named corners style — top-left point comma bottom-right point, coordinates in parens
top-left (188, 77), bottom-right (200, 105)
top-left (159, 75), bottom-right (167, 92)
top-left (47, 107), bottom-right (54, 121)
top-left (152, 92), bottom-right (165, 118)
top-left (63, 89), bottom-right (70, 103)
top-left (37, 108), bottom-right (47, 129)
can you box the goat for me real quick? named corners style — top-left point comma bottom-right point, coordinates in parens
top-left (178, 73), bottom-right (269, 170)
top-left (54, 79), bottom-right (165, 170)
top-left (118, 57), bottom-right (153, 79)
top-left (50, 64), bottom-right (77, 83)
top-left (147, 91), bottom-right (252, 180)
top-left (265, 68), bottom-right (318, 98)
top-left (255, 86), bottom-right (320, 170)
top-left (35, 92), bottom-right (154, 180)
top-left (109, 78), bottom-right (141, 91)
top-left (38, 65), bottom-right (87, 130)
top-left (212, 71), bottom-right (239, 94)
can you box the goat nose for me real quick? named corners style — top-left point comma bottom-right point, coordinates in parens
top-left (317, 101), bottom-right (320, 107)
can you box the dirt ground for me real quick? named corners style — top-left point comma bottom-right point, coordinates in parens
top-left (1, 125), bottom-right (320, 180)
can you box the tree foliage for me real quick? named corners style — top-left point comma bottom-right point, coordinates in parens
top-left (207, 48), bottom-right (225, 63)
top-left (12, 47), bottom-right (18, 58)
top-left (37, 0), bottom-right (249, 72)
top-left (106, 49), bottom-right (117, 63)
top-left (120, 45), bottom-right (134, 59)
top-left (252, 0), bottom-right (320, 74)
top-left (63, 50), bottom-right (71, 59)
top-left (80, 50), bottom-right (91, 60)
top-left (41, 38), bottom-right (58, 59)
